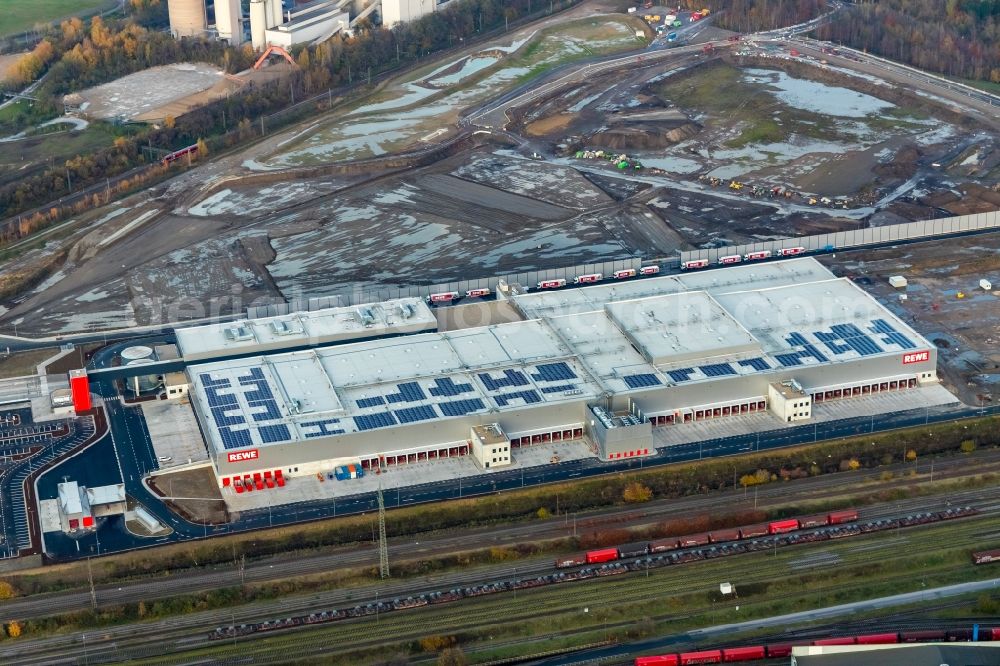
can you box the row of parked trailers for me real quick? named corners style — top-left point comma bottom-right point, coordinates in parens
top-left (555, 511), bottom-right (858, 568)
top-left (680, 246), bottom-right (808, 271)
top-left (636, 627), bottom-right (1000, 665)
top-left (425, 267), bottom-right (662, 303)
top-left (208, 507), bottom-right (978, 642)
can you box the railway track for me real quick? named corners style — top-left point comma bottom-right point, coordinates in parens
top-left (7, 497), bottom-right (999, 665)
top-left (11, 447), bottom-right (1000, 623)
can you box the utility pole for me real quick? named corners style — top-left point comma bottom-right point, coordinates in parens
top-left (377, 485), bottom-right (389, 579)
top-left (87, 557), bottom-right (97, 609)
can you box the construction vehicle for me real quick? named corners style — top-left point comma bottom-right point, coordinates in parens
top-left (820, 197), bottom-right (832, 205)
top-left (808, 197), bottom-right (818, 205)
top-left (729, 181), bottom-right (744, 190)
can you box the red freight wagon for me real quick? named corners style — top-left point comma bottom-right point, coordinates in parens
top-left (798, 514), bottom-right (830, 529)
top-left (554, 554), bottom-right (587, 569)
top-left (991, 628), bottom-right (1000, 640)
top-left (721, 646), bottom-right (765, 661)
top-left (856, 633), bottom-right (898, 645)
top-left (739, 524), bottom-right (769, 539)
top-left (973, 549), bottom-right (1000, 564)
top-left (813, 637), bottom-right (855, 646)
top-left (679, 650), bottom-right (722, 665)
top-left (650, 538), bottom-right (680, 553)
top-left (827, 509), bottom-right (859, 524)
top-left (678, 533), bottom-right (711, 547)
top-left (768, 519), bottom-right (799, 534)
top-left (709, 529), bottom-right (741, 543)
top-left (636, 656), bottom-right (679, 666)
top-left (586, 548), bottom-right (619, 564)
top-left (765, 644), bottom-right (793, 657)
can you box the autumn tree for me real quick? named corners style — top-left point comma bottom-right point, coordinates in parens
top-left (0, 580), bottom-right (15, 599)
top-left (6, 621), bottom-right (21, 638)
top-left (623, 481), bottom-right (653, 503)
top-left (437, 647), bottom-right (468, 666)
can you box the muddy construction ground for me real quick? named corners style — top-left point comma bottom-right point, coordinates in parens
top-left (0, 11), bottom-right (997, 366)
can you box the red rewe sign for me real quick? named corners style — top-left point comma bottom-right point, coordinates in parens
top-left (903, 350), bottom-right (930, 364)
top-left (227, 449), bottom-right (259, 463)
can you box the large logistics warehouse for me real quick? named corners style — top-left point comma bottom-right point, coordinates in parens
top-left (184, 258), bottom-right (939, 486)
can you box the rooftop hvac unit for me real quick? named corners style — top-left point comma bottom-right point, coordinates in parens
top-left (356, 308), bottom-right (376, 327)
top-left (398, 303), bottom-right (415, 319)
top-left (270, 319), bottom-right (303, 336)
top-left (224, 325), bottom-right (253, 341)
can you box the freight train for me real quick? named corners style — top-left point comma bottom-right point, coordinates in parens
top-left (554, 510), bottom-right (860, 569)
top-left (635, 627), bottom-right (1000, 665)
top-left (208, 507), bottom-right (978, 642)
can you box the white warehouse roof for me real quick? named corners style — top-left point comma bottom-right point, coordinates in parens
top-left (176, 297), bottom-right (436, 360)
top-left (187, 258), bottom-right (932, 456)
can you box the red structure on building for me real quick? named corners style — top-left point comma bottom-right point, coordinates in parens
top-left (69, 369), bottom-right (92, 413)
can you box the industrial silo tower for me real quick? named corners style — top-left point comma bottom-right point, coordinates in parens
top-left (167, 0), bottom-right (208, 37)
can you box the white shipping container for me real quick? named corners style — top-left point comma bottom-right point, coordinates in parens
top-left (981, 279), bottom-right (993, 291)
top-left (889, 275), bottom-right (907, 288)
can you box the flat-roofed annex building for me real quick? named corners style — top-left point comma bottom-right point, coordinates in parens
top-left (186, 259), bottom-right (939, 485)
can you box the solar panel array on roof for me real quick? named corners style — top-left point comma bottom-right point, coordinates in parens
top-left (357, 396), bottom-right (386, 408)
top-left (354, 412), bottom-right (397, 431)
top-left (786, 333), bottom-right (830, 363)
top-left (439, 398), bottom-right (486, 417)
top-left (428, 377), bottom-right (474, 397)
top-left (394, 405), bottom-right (438, 424)
top-left (815, 323), bottom-right (883, 356)
top-left (623, 374), bottom-right (662, 389)
top-left (206, 387), bottom-right (237, 408)
top-left (540, 384), bottom-right (577, 393)
top-left (386, 382), bottom-right (426, 403)
top-left (479, 369), bottom-right (529, 391)
top-left (258, 424), bottom-right (291, 443)
top-left (738, 357), bottom-right (770, 371)
top-left (700, 363), bottom-right (736, 377)
top-left (200, 374), bottom-right (231, 389)
top-left (494, 390), bottom-right (542, 407)
top-left (667, 368), bottom-right (696, 383)
top-left (531, 362), bottom-right (577, 382)
top-left (219, 426), bottom-right (253, 449)
top-left (250, 402), bottom-right (281, 421)
top-left (211, 407), bottom-right (244, 427)
top-left (301, 418), bottom-right (345, 438)
top-left (870, 319), bottom-right (916, 349)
